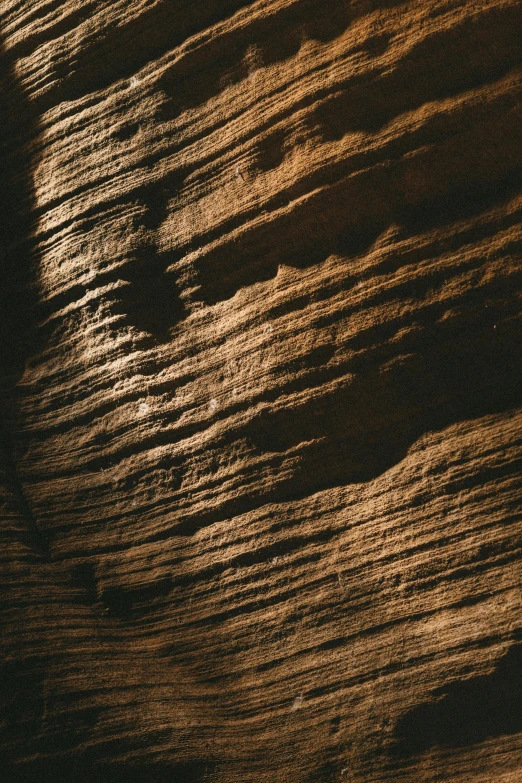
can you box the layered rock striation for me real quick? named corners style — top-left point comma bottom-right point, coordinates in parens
top-left (1, 0), bottom-right (521, 781)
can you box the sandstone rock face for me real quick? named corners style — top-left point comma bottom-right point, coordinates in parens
top-left (1, 1), bottom-right (521, 780)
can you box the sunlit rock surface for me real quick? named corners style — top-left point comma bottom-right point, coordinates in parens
top-left (1, 1), bottom-right (521, 780)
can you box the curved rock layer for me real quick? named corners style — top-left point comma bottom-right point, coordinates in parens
top-left (1, 0), bottom-right (521, 781)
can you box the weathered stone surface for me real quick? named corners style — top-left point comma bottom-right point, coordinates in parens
top-left (1, 0), bottom-right (521, 780)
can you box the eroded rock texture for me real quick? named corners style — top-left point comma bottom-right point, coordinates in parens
top-left (1, 0), bottom-right (521, 780)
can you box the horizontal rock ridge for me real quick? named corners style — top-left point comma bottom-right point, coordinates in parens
top-left (0, 1), bottom-right (521, 781)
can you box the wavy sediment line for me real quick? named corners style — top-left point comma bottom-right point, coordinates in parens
top-left (1, 0), bottom-right (522, 780)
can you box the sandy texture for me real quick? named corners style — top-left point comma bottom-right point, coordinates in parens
top-left (1, 0), bottom-right (521, 780)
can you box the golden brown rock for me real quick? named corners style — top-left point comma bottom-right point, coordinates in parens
top-left (1, 0), bottom-right (521, 780)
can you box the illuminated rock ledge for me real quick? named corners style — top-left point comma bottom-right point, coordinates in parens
top-left (1, 1), bottom-right (521, 781)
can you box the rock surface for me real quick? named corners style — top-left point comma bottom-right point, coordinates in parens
top-left (1, 0), bottom-right (521, 780)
